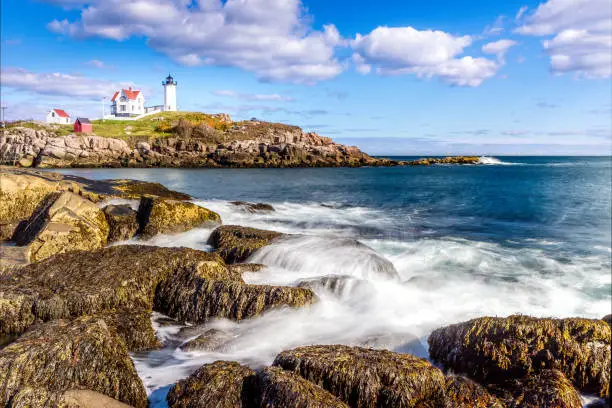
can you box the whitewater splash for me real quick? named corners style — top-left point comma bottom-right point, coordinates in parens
top-left (131, 199), bottom-right (611, 406)
top-left (477, 156), bottom-right (515, 165)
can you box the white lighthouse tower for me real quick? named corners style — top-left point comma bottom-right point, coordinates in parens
top-left (162, 74), bottom-right (177, 112)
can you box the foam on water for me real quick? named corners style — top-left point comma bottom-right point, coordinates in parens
top-left (131, 200), bottom-right (611, 407)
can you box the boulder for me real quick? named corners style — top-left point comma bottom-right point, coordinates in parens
top-left (208, 225), bottom-right (283, 264)
top-left (103, 308), bottom-right (160, 351)
top-left (167, 361), bottom-right (257, 408)
top-left (14, 191), bottom-right (109, 263)
top-left (273, 345), bottom-right (446, 408)
top-left (9, 388), bottom-right (134, 408)
top-left (494, 369), bottom-right (582, 408)
top-left (231, 201), bottom-right (275, 213)
top-left (443, 376), bottom-right (504, 408)
top-left (0, 171), bottom-right (59, 224)
top-left (257, 366), bottom-right (349, 408)
top-left (103, 204), bottom-right (139, 242)
top-left (155, 278), bottom-right (316, 324)
top-left (428, 315), bottom-right (611, 397)
top-left (179, 328), bottom-right (234, 352)
top-left (137, 197), bottom-right (221, 238)
top-left (0, 317), bottom-right (147, 407)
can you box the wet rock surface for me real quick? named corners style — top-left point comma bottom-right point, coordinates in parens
top-left (179, 328), bottom-right (234, 352)
top-left (208, 225), bottom-right (284, 264)
top-left (274, 345), bottom-right (447, 408)
top-left (231, 201), bottom-right (275, 213)
top-left (257, 366), bottom-right (349, 408)
top-left (167, 361), bottom-right (257, 408)
top-left (103, 204), bottom-right (139, 242)
top-left (443, 376), bottom-right (504, 408)
top-left (407, 156), bottom-right (480, 166)
top-left (137, 197), bottom-right (221, 238)
top-left (428, 315), bottom-right (611, 397)
top-left (0, 317), bottom-right (148, 408)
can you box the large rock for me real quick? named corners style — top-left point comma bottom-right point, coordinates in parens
top-left (103, 308), bottom-right (160, 351)
top-left (208, 225), bottom-right (283, 264)
top-left (14, 191), bottom-right (109, 262)
top-left (154, 276), bottom-right (316, 324)
top-left (137, 197), bottom-right (221, 238)
top-left (103, 204), bottom-right (139, 242)
top-left (0, 317), bottom-right (147, 407)
top-left (428, 315), bottom-right (611, 397)
top-left (0, 171), bottom-right (60, 225)
top-left (167, 361), bottom-right (257, 408)
top-left (443, 376), bottom-right (504, 408)
top-left (257, 366), bottom-right (349, 408)
top-left (231, 201), bottom-right (275, 213)
top-left (274, 345), bottom-right (446, 408)
top-left (9, 388), bottom-right (134, 408)
top-left (494, 369), bottom-right (582, 408)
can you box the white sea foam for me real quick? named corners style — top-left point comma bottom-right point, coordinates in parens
top-left (477, 156), bottom-right (518, 165)
top-left (131, 200), bottom-right (611, 407)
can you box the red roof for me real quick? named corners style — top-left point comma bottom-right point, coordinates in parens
top-left (111, 88), bottom-right (141, 101)
top-left (53, 109), bottom-right (70, 118)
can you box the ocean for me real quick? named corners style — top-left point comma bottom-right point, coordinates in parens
top-left (52, 156), bottom-right (612, 405)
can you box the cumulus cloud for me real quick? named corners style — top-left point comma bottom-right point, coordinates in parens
top-left (482, 39), bottom-right (518, 62)
top-left (2, 67), bottom-right (134, 100)
top-left (46, 0), bottom-right (344, 84)
top-left (516, 0), bottom-right (611, 78)
top-left (213, 90), bottom-right (294, 102)
top-left (350, 26), bottom-right (501, 86)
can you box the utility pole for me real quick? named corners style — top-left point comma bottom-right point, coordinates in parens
top-left (0, 106), bottom-right (7, 126)
top-left (101, 97), bottom-right (106, 122)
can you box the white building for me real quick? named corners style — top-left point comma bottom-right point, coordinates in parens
top-left (46, 108), bottom-right (71, 124)
top-left (110, 87), bottom-right (145, 117)
top-left (163, 74), bottom-right (177, 112)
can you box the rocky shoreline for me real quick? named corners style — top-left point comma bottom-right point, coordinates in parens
top-left (0, 168), bottom-right (609, 407)
top-left (1, 125), bottom-right (481, 168)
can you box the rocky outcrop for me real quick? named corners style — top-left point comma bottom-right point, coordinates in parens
top-left (14, 191), bottom-right (109, 262)
top-left (274, 345), bottom-right (447, 407)
top-left (443, 376), bottom-right (504, 408)
top-left (494, 369), bottom-right (582, 408)
top-left (167, 361), bottom-right (257, 408)
top-left (103, 204), bottom-right (139, 242)
top-left (208, 225), bottom-right (283, 264)
top-left (231, 201), bottom-right (275, 213)
top-left (137, 197), bottom-right (221, 238)
top-left (0, 317), bottom-right (148, 408)
top-left (407, 156), bottom-right (480, 166)
top-left (103, 308), bottom-right (161, 351)
top-left (257, 366), bottom-right (349, 408)
top-left (428, 315), bottom-right (611, 397)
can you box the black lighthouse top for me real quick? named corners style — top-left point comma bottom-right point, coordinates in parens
top-left (163, 74), bottom-right (177, 86)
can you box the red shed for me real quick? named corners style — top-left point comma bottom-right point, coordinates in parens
top-left (74, 117), bottom-right (93, 133)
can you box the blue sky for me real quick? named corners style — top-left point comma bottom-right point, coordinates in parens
top-left (2, 0), bottom-right (611, 155)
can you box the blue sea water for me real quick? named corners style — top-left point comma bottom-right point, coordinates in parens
top-left (53, 156), bottom-right (612, 403)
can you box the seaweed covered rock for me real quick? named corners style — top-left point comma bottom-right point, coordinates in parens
top-left (155, 278), bottom-right (316, 323)
top-left (495, 369), bottom-right (582, 408)
top-left (179, 328), bottom-right (234, 352)
top-left (428, 315), bottom-right (611, 397)
top-left (137, 197), bottom-right (221, 238)
top-left (14, 191), bottom-right (109, 263)
top-left (231, 201), bottom-right (275, 213)
top-left (0, 171), bottom-right (60, 225)
top-left (0, 317), bottom-right (147, 407)
top-left (167, 361), bottom-right (257, 408)
top-left (257, 366), bottom-right (349, 408)
top-left (103, 204), bottom-right (139, 242)
top-left (208, 225), bottom-right (283, 264)
top-left (0, 245), bottom-right (237, 339)
top-left (274, 345), bottom-right (446, 408)
top-left (9, 388), bottom-right (134, 408)
top-left (443, 376), bottom-right (504, 408)
top-left (103, 308), bottom-right (160, 351)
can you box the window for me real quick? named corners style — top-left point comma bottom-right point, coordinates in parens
top-left (121, 105), bottom-right (126, 112)
top-left (52, 112), bottom-right (55, 117)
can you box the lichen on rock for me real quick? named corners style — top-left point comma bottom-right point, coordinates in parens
top-left (103, 204), bottom-right (139, 242)
top-left (137, 197), bottom-right (221, 238)
top-left (428, 315), bottom-right (611, 397)
top-left (273, 345), bottom-right (447, 408)
top-left (208, 225), bottom-right (283, 264)
top-left (0, 316), bottom-right (148, 408)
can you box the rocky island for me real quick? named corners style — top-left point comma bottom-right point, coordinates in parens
top-left (0, 112), bottom-right (481, 168)
top-left (0, 167), bottom-right (609, 407)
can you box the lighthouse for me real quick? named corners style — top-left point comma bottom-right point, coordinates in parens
top-left (162, 74), bottom-right (177, 112)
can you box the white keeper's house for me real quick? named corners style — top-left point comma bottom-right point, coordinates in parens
top-left (107, 74), bottom-right (178, 120)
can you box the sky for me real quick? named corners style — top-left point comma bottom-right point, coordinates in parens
top-left (1, 0), bottom-right (611, 155)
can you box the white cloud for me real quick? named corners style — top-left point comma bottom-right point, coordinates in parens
top-left (516, 0), bottom-right (611, 78)
top-left (482, 39), bottom-right (518, 62)
top-left (46, 0), bottom-right (344, 84)
top-left (86, 59), bottom-right (105, 69)
top-left (2, 67), bottom-right (134, 100)
top-left (350, 26), bottom-right (501, 86)
top-left (515, 6), bottom-right (528, 22)
top-left (213, 90), bottom-right (294, 102)
top-left (483, 15), bottom-right (506, 36)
